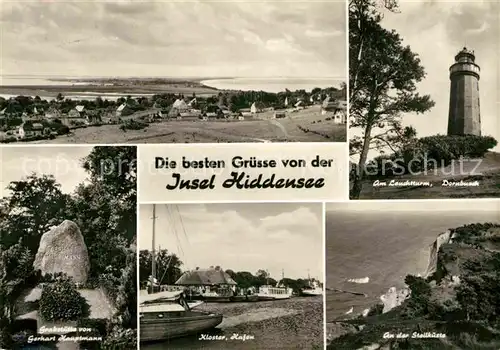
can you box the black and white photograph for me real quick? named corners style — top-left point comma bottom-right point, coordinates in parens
top-left (325, 201), bottom-right (500, 349)
top-left (349, 0), bottom-right (500, 199)
top-left (0, 146), bottom-right (137, 349)
top-left (138, 203), bottom-right (324, 349)
top-left (1, 0), bottom-right (346, 144)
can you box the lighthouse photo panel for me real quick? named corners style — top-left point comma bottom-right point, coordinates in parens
top-left (137, 202), bottom-right (324, 349)
top-left (0, 146), bottom-right (137, 348)
top-left (348, 1), bottom-right (500, 199)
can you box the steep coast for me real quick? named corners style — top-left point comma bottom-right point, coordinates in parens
top-left (327, 222), bottom-right (500, 349)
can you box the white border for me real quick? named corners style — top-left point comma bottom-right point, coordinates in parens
top-left (135, 144), bottom-right (141, 350)
top-left (322, 201), bottom-right (327, 350)
top-left (345, 0), bottom-right (351, 203)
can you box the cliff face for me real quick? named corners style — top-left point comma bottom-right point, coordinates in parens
top-left (424, 230), bottom-right (453, 278)
top-left (379, 230), bottom-right (454, 314)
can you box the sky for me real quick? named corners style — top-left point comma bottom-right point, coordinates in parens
top-left (351, 0), bottom-right (500, 160)
top-left (0, 0), bottom-right (346, 78)
top-left (0, 146), bottom-right (92, 198)
top-left (327, 200), bottom-right (500, 213)
top-left (139, 203), bottom-right (324, 281)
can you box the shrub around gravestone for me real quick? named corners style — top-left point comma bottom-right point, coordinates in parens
top-left (39, 277), bottom-right (90, 321)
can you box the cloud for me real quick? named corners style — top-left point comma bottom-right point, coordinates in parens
top-left (139, 204), bottom-right (323, 280)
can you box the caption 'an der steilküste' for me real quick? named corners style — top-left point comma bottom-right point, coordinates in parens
top-left (155, 156), bottom-right (334, 190)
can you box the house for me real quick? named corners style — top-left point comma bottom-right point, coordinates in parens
top-left (68, 105), bottom-right (85, 118)
top-left (16, 122), bottom-right (44, 139)
top-left (202, 116), bottom-right (208, 121)
top-left (86, 110), bottom-right (101, 124)
top-left (333, 109), bottom-right (347, 124)
top-left (116, 103), bottom-right (126, 117)
top-left (241, 112), bottom-right (252, 118)
top-left (172, 99), bottom-right (189, 111)
top-left (175, 266), bottom-right (237, 295)
top-left (250, 102), bottom-right (258, 114)
top-left (44, 107), bottom-right (62, 119)
top-left (238, 116), bottom-right (244, 121)
top-left (294, 101), bottom-right (304, 110)
top-left (322, 97), bottom-right (347, 123)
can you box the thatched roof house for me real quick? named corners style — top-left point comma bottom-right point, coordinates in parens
top-left (175, 266), bottom-right (237, 286)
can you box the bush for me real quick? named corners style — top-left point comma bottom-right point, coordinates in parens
top-left (368, 135), bottom-right (498, 178)
top-left (420, 134), bottom-right (497, 162)
top-left (39, 277), bottom-right (90, 321)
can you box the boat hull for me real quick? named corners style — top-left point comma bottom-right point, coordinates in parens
top-left (202, 296), bottom-right (232, 303)
top-left (230, 295), bottom-right (259, 302)
top-left (140, 311), bottom-right (223, 342)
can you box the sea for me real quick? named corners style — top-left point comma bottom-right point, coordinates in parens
top-left (0, 75), bottom-right (342, 101)
top-left (0, 75), bottom-right (151, 101)
top-left (201, 77), bottom-right (343, 93)
top-left (325, 210), bottom-right (500, 321)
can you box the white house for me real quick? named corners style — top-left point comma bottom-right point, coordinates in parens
top-left (69, 105), bottom-right (85, 118)
top-left (238, 116), bottom-right (244, 121)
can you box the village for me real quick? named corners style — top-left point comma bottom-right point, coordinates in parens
top-left (0, 87), bottom-right (347, 143)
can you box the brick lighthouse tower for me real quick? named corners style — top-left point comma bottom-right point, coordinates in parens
top-left (447, 47), bottom-right (481, 136)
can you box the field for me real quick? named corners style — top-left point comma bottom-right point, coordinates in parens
top-left (28, 105), bottom-right (346, 143)
top-left (353, 152), bottom-right (500, 199)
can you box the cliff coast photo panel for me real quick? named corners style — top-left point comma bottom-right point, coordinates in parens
top-left (349, 0), bottom-right (500, 199)
top-left (138, 203), bottom-right (325, 349)
top-left (0, 146), bottom-right (137, 349)
top-left (325, 200), bottom-right (500, 349)
top-left (0, 0), bottom-right (347, 144)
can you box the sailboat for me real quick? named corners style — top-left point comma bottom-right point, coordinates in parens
top-left (140, 290), bottom-right (223, 342)
top-left (139, 204), bottom-right (223, 343)
top-left (255, 269), bottom-right (293, 301)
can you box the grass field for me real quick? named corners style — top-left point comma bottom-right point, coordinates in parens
top-left (28, 105), bottom-right (346, 143)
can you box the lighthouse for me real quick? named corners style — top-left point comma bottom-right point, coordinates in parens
top-left (447, 47), bottom-right (481, 136)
